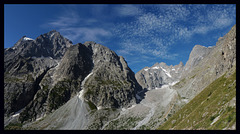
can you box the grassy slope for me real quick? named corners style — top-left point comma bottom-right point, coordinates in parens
top-left (157, 71), bottom-right (236, 130)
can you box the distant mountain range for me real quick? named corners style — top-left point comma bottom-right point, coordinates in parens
top-left (4, 25), bottom-right (236, 130)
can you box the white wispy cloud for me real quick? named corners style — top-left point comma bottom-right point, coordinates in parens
top-left (42, 4), bottom-right (235, 71)
top-left (43, 6), bottom-right (112, 44)
top-left (59, 27), bottom-right (111, 43)
top-left (116, 4), bottom-right (143, 16)
top-left (47, 9), bottom-right (80, 27)
top-left (113, 4), bottom-right (235, 68)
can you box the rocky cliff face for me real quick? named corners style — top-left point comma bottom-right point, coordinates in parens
top-left (4, 31), bottom-right (141, 126)
top-left (4, 30), bottom-right (72, 118)
top-left (4, 25), bottom-right (236, 130)
top-left (131, 25), bottom-right (236, 130)
top-left (175, 25), bottom-right (236, 100)
top-left (183, 45), bottom-right (213, 72)
top-left (135, 25), bottom-right (236, 100)
top-left (83, 41), bottom-right (141, 109)
top-left (135, 62), bottom-right (184, 90)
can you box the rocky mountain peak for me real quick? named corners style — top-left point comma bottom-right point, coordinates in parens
top-left (5, 30), bottom-right (73, 61)
top-left (4, 27), bottom-right (143, 125)
top-left (135, 61), bottom-right (184, 90)
top-left (84, 41), bottom-right (97, 45)
top-left (184, 44), bottom-right (213, 71)
top-left (36, 30), bottom-right (72, 46)
top-left (159, 62), bottom-right (167, 67)
top-left (178, 61), bottom-right (184, 66)
top-left (11, 36), bottom-right (34, 49)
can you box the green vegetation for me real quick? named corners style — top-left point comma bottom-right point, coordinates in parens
top-left (84, 88), bottom-right (95, 97)
top-left (190, 74), bottom-right (196, 79)
top-left (4, 76), bottom-right (23, 82)
top-left (48, 81), bottom-right (71, 111)
top-left (174, 77), bottom-right (186, 88)
top-left (139, 125), bottom-right (151, 130)
top-left (84, 76), bottom-right (131, 97)
top-left (87, 101), bottom-right (97, 110)
top-left (5, 123), bottom-right (23, 130)
top-left (210, 114), bottom-right (219, 121)
top-left (27, 74), bottom-right (34, 81)
top-left (43, 85), bottom-right (49, 90)
top-left (157, 71), bottom-right (236, 130)
top-left (105, 116), bottom-right (141, 130)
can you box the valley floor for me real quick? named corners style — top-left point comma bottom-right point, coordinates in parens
top-left (101, 83), bottom-right (183, 130)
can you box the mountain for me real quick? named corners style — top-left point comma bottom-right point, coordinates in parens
top-left (183, 45), bottom-right (213, 72)
top-left (94, 25), bottom-right (235, 130)
top-left (156, 25), bottom-right (236, 130)
top-left (4, 24), bottom-right (236, 130)
top-left (4, 30), bottom-right (72, 61)
top-left (4, 30), bottom-right (72, 118)
top-left (135, 24), bottom-right (236, 130)
top-left (158, 71), bottom-right (236, 130)
top-left (4, 31), bottom-right (142, 129)
top-left (135, 61), bottom-right (184, 90)
top-left (176, 24), bottom-right (236, 100)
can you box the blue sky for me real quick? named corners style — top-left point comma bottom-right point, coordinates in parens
top-left (4, 4), bottom-right (236, 73)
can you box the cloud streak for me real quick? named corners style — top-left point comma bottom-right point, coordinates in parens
top-left (42, 4), bottom-right (235, 72)
top-left (59, 27), bottom-right (111, 43)
top-left (43, 5), bottom-right (113, 44)
top-left (113, 4), bottom-right (235, 61)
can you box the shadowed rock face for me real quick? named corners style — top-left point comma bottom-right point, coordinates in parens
top-left (4, 30), bottom-right (72, 118)
top-left (82, 42), bottom-right (142, 109)
top-left (5, 25), bottom-right (235, 130)
top-left (4, 31), bottom-right (142, 125)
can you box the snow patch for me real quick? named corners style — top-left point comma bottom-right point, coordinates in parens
top-left (97, 106), bottom-right (103, 110)
top-left (169, 81), bottom-right (179, 86)
top-left (78, 90), bottom-right (84, 100)
top-left (11, 109), bottom-right (24, 118)
top-left (78, 72), bottom-right (93, 100)
top-left (160, 67), bottom-right (172, 77)
top-left (152, 66), bottom-right (160, 69)
top-left (12, 113), bottom-right (20, 118)
top-left (182, 99), bottom-right (189, 103)
top-left (161, 84), bottom-right (169, 89)
top-left (23, 37), bottom-right (34, 41)
top-left (36, 116), bottom-right (43, 121)
top-left (210, 115), bottom-right (220, 125)
top-left (144, 68), bottom-right (149, 71)
top-left (50, 33), bottom-right (55, 38)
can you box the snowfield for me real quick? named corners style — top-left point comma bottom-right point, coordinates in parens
top-left (23, 37), bottom-right (34, 41)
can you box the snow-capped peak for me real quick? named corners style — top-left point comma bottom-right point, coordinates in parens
top-left (23, 37), bottom-right (34, 41)
top-left (144, 68), bottom-right (149, 71)
top-left (152, 66), bottom-right (160, 69)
